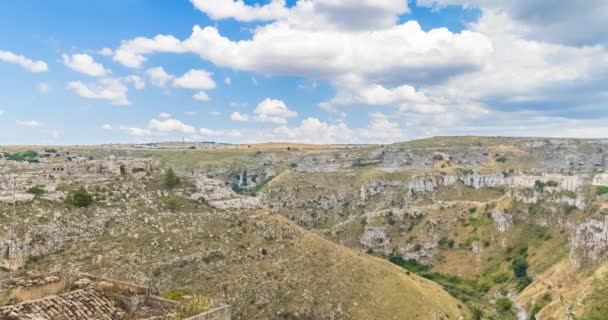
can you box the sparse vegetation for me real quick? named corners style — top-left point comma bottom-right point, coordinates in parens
top-left (495, 297), bottom-right (512, 311)
top-left (67, 187), bottom-right (94, 207)
top-left (26, 186), bottom-right (45, 197)
top-left (596, 186), bottom-right (608, 195)
top-left (164, 167), bottom-right (180, 189)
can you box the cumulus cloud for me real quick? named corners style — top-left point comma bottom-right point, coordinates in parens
top-left (189, 0), bottom-right (289, 22)
top-left (107, 0), bottom-right (608, 141)
top-left (123, 127), bottom-right (152, 137)
top-left (101, 124), bottom-right (113, 130)
top-left (146, 66), bottom-right (173, 87)
top-left (359, 113), bottom-right (403, 140)
top-left (113, 34), bottom-right (185, 68)
top-left (253, 98), bottom-right (297, 124)
top-left (200, 127), bottom-right (241, 137)
top-left (148, 118), bottom-right (195, 134)
top-left (173, 69), bottom-right (216, 90)
top-left (67, 78), bottom-right (130, 105)
top-left (17, 120), bottom-right (41, 127)
top-left (273, 117), bottom-right (354, 144)
top-left (419, 0), bottom-right (608, 46)
top-left (0, 50), bottom-right (48, 72)
top-left (123, 75), bottom-right (145, 89)
top-left (159, 112), bottom-right (172, 118)
top-left (193, 91), bottom-right (210, 101)
top-left (230, 111), bottom-right (249, 122)
top-left (62, 53), bottom-right (110, 76)
top-left (191, 0), bottom-right (409, 31)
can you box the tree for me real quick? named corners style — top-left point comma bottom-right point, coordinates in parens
top-left (164, 168), bottom-right (180, 189)
top-left (512, 256), bottom-right (529, 278)
top-left (69, 187), bottom-right (94, 208)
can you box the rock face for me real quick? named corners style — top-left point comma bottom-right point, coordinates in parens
top-left (570, 216), bottom-right (608, 264)
top-left (408, 171), bottom-right (587, 193)
top-left (0, 228), bottom-right (64, 271)
top-left (491, 209), bottom-right (514, 232)
top-left (190, 177), bottom-right (235, 202)
top-left (360, 180), bottom-right (405, 200)
top-left (592, 173), bottom-right (608, 186)
top-left (359, 227), bottom-right (390, 251)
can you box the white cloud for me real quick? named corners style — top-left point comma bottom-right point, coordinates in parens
top-left (124, 127), bottom-right (152, 137)
top-left (190, 0), bottom-right (409, 31)
top-left (253, 98), bottom-right (297, 124)
top-left (209, 111), bottom-right (221, 116)
top-left (113, 34), bottom-right (186, 68)
top-left (124, 75), bottom-right (145, 89)
top-left (62, 53), bottom-right (110, 77)
top-left (230, 111), bottom-right (249, 122)
top-left (359, 113), bottom-right (402, 140)
top-left (159, 112), bottom-right (172, 118)
top-left (224, 76), bottom-right (231, 85)
top-left (184, 111), bottom-right (197, 116)
top-left (99, 48), bottom-right (114, 56)
top-left (109, 0), bottom-right (608, 142)
top-left (37, 82), bottom-right (51, 94)
top-left (148, 118), bottom-right (196, 134)
top-left (190, 0), bottom-right (289, 22)
top-left (200, 127), bottom-right (241, 137)
top-left (0, 50), bottom-right (48, 72)
top-left (193, 91), bottom-right (210, 101)
top-left (273, 117), bottom-right (353, 144)
top-left (146, 66), bottom-right (173, 87)
top-left (101, 124), bottom-right (113, 130)
top-left (17, 120), bottom-right (41, 127)
top-left (418, 0), bottom-right (608, 46)
top-left (173, 69), bottom-right (216, 90)
top-left (67, 78), bottom-right (130, 105)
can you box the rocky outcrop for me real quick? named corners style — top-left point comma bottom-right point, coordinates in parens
top-left (190, 177), bottom-right (234, 201)
top-left (592, 173), bottom-right (608, 186)
top-left (408, 171), bottom-right (587, 194)
top-left (492, 209), bottom-right (514, 232)
top-left (360, 180), bottom-right (406, 200)
top-left (570, 215), bottom-right (608, 264)
top-left (359, 227), bottom-right (390, 251)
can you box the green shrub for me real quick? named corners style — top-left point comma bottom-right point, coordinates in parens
top-left (162, 288), bottom-right (186, 301)
top-left (546, 180), bottom-right (559, 187)
top-left (468, 207), bottom-right (477, 214)
top-left (496, 156), bottom-right (507, 163)
top-left (512, 256), bottom-right (529, 278)
top-left (164, 167), bottom-right (180, 189)
top-left (26, 186), bottom-right (45, 197)
top-left (389, 256), bottom-right (430, 273)
top-left (176, 295), bottom-right (212, 318)
top-left (596, 186), bottom-right (608, 196)
top-left (68, 187), bottom-right (94, 207)
top-left (534, 180), bottom-right (546, 190)
top-left (491, 272), bottom-right (509, 284)
top-left (516, 275), bottom-right (533, 292)
top-left (165, 196), bottom-right (179, 211)
top-left (496, 297), bottom-right (513, 311)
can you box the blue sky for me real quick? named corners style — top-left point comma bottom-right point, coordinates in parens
top-left (1, 0), bottom-right (607, 145)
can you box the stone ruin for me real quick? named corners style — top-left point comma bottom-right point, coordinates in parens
top-left (0, 274), bottom-right (231, 320)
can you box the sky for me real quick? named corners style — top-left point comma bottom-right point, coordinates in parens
top-left (0, 0), bottom-right (607, 145)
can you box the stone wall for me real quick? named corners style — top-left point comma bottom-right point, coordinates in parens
top-left (183, 304), bottom-right (231, 320)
